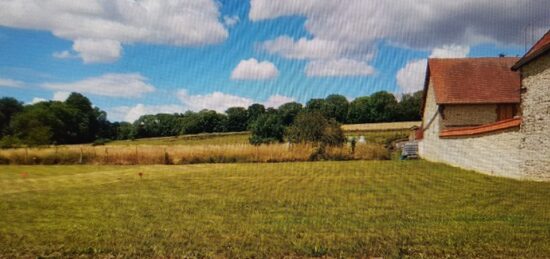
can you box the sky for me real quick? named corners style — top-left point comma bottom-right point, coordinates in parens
top-left (0, 0), bottom-right (548, 122)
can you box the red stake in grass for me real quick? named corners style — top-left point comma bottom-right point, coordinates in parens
top-left (138, 172), bottom-right (143, 179)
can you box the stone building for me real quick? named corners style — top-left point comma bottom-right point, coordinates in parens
top-left (418, 30), bottom-right (550, 181)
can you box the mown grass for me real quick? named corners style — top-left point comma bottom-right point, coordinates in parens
top-left (342, 121), bottom-right (420, 132)
top-left (107, 132), bottom-right (250, 146)
top-left (1, 161), bottom-right (549, 257)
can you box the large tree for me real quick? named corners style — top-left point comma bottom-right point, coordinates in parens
top-left (225, 107), bottom-right (248, 132)
top-left (0, 97), bottom-right (23, 135)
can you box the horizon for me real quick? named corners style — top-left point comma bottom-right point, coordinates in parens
top-left (0, 1), bottom-right (548, 122)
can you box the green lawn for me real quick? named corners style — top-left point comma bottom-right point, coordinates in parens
top-left (1, 161), bottom-right (549, 257)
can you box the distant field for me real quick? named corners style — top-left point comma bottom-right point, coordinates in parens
top-left (108, 132), bottom-right (250, 146)
top-left (1, 161), bottom-right (549, 257)
top-left (342, 121), bottom-right (420, 132)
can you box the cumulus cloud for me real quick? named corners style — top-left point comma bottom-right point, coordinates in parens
top-left (42, 73), bottom-right (155, 98)
top-left (30, 97), bottom-right (47, 104)
top-left (107, 104), bottom-right (183, 122)
top-left (0, 0), bottom-right (228, 63)
top-left (177, 90), bottom-right (254, 112)
top-left (52, 91), bottom-right (71, 101)
top-left (250, 0), bottom-right (549, 48)
top-left (396, 45), bottom-right (470, 93)
top-left (0, 77), bottom-right (24, 88)
top-left (306, 58), bottom-right (375, 77)
top-left (231, 58), bottom-right (279, 80)
top-left (251, 0), bottom-right (549, 77)
top-left (223, 15), bottom-right (240, 27)
top-left (264, 95), bottom-right (295, 108)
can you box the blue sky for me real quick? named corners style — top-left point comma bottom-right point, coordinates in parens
top-left (0, 0), bottom-right (547, 121)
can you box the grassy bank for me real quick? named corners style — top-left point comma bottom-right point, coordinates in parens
top-left (0, 161), bottom-right (549, 257)
top-left (0, 143), bottom-right (389, 165)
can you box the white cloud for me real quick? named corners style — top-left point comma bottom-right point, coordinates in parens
top-left (177, 90), bottom-right (255, 112)
top-left (430, 45), bottom-right (470, 59)
top-left (250, 0), bottom-right (550, 49)
top-left (306, 58), bottom-right (375, 77)
top-left (42, 73), bottom-right (155, 98)
top-left (30, 97), bottom-right (47, 104)
top-left (231, 58), bottom-right (279, 80)
top-left (52, 50), bottom-right (78, 60)
top-left (0, 77), bottom-right (24, 88)
top-left (73, 39), bottom-right (122, 64)
top-left (223, 15), bottom-right (240, 27)
top-left (396, 45), bottom-right (470, 93)
top-left (264, 95), bottom-right (295, 108)
top-left (0, 0), bottom-right (228, 63)
top-left (251, 0), bottom-right (549, 77)
top-left (396, 59), bottom-right (428, 94)
top-left (107, 104), bottom-right (183, 122)
top-left (52, 91), bottom-right (71, 101)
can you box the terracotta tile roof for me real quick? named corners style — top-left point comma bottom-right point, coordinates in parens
top-left (427, 57), bottom-right (521, 105)
top-left (512, 29), bottom-right (550, 70)
top-left (439, 117), bottom-right (521, 138)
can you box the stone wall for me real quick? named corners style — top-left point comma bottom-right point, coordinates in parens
top-left (442, 104), bottom-right (497, 127)
top-left (519, 53), bottom-right (550, 181)
top-left (419, 79), bottom-right (523, 179)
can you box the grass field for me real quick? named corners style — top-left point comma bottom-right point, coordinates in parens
top-left (342, 121), bottom-right (420, 132)
top-left (1, 161), bottom-right (549, 257)
top-left (107, 132), bottom-right (250, 146)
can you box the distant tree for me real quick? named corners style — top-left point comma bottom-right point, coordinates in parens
top-left (347, 96), bottom-right (371, 123)
top-left (396, 91), bottom-right (423, 121)
top-left (246, 103), bottom-right (265, 127)
top-left (0, 97), bottom-right (23, 136)
top-left (368, 91), bottom-right (399, 122)
top-left (249, 113), bottom-right (285, 145)
top-left (278, 102), bottom-right (303, 125)
top-left (225, 107), bottom-right (248, 132)
top-left (324, 94), bottom-right (349, 123)
top-left (305, 98), bottom-right (326, 112)
top-left (285, 111), bottom-right (345, 147)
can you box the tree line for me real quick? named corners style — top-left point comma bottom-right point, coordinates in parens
top-left (0, 90), bottom-right (422, 147)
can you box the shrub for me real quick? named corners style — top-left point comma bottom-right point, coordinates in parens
top-left (0, 136), bottom-right (22, 149)
top-left (286, 111), bottom-right (345, 147)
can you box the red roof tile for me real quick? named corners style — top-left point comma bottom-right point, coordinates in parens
top-left (512, 30), bottom-right (550, 70)
top-left (440, 117), bottom-right (521, 138)
top-left (427, 57), bottom-right (521, 105)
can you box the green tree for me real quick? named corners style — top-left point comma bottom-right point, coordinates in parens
top-left (347, 96), bottom-right (371, 123)
top-left (278, 102), bottom-right (303, 125)
top-left (249, 113), bottom-right (285, 145)
top-left (246, 103), bottom-right (266, 127)
top-left (0, 97), bottom-right (24, 135)
top-left (396, 91), bottom-right (423, 121)
top-left (225, 107), bottom-right (248, 132)
top-left (285, 111), bottom-right (345, 147)
top-left (324, 94), bottom-right (349, 123)
top-left (368, 91), bottom-right (398, 122)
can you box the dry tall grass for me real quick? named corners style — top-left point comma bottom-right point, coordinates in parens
top-left (0, 143), bottom-right (389, 165)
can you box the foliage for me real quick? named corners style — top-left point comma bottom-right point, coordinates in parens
top-left (0, 90), bottom-right (423, 146)
top-left (225, 107), bottom-right (248, 132)
top-left (278, 102), bottom-right (303, 125)
top-left (286, 111), bottom-right (345, 147)
top-left (249, 113), bottom-right (285, 145)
